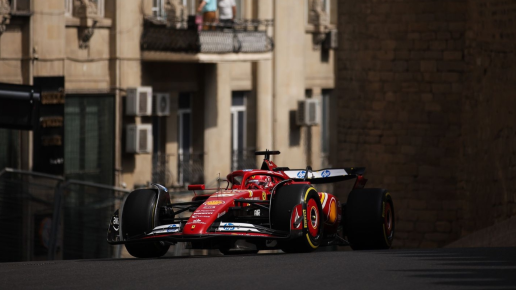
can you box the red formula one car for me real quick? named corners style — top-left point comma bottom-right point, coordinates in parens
top-left (107, 150), bottom-right (394, 257)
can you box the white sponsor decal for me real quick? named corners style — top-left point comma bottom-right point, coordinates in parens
top-left (254, 209), bottom-right (261, 216)
top-left (284, 169), bottom-right (348, 179)
top-left (149, 224), bottom-right (181, 234)
top-left (203, 206), bottom-right (216, 209)
top-left (112, 217), bottom-right (119, 231)
top-left (217, 222), bottom-right (260, 232)
top-left (244, 197), bottom-right (260, 201)
top-left (217, 211), bottom-right (226, 218)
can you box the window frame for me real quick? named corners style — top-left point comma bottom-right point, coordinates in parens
top-left (231, 91), bottom-right (248, 171)
top-left (152, 0), bottom-right (166, 20)
top-left (177, 93), bottom-right (192, 185)
top-left (65, 0), bottom-right (73, 16)
top-left (65, 0), bottom-right (105, 18)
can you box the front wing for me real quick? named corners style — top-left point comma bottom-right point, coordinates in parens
top-left (107, 219), bottom-right (294, 245)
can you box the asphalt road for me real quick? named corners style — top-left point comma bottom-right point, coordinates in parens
top-left (1, 247), bottom-right (516, 290)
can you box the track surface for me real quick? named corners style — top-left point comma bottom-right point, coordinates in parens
top-left (1, 247), bottom-right (516, 289)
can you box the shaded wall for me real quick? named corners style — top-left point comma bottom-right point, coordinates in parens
top-left (337, 0), bottom-right (467, 248)
top-left (459, 0), bottom-right (516, 236)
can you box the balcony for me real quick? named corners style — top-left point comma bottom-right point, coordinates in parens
top-left (141, 17), bottom-right (274, 63)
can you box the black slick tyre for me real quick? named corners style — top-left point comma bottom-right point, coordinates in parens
top-left (271, 184), bottom-right (323, 253)
top-left (346, 188), bottom-right (394, 250)
top-left (121, 189), bottom-right (170, 258)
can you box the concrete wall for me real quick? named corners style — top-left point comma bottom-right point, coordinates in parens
top-left (336, 0), bottom-right (516, 248)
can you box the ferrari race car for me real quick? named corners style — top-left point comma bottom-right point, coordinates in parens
top-left (107, 150), bottom-right (394, 257)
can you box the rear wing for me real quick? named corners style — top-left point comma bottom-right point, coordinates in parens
top-left (282, 167), bottom-right (366, 184)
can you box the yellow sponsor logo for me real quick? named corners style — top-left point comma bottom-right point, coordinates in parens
top-left (303, 209), bottom-right (307, 228)
top-left (262, 191), bottom-right (267, 200)
top-left (205, 200), bottom-right (225, 206)
top-left (191, 225), bottom-right (195, 229)
top-left (248, 191), bottom-right (253, 197)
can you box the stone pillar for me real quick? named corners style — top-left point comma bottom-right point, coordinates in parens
top-left (203, 63), bottom-right (231, 185)
top-left (254, 0), bottom-right (273, 164)
top-left (273, 0), bottom-right (306, 168)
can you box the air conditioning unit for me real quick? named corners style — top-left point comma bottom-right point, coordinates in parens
top-left (126, 87), bottom-right (153, 116)
top-left (323, 29), bottom-right (338, 50)
top-left (153, 93), bottom-right (170, 116)
top-left (126, 124), bottom-right (153, 154)
top-left (297, 99), bottom-right (320, 126)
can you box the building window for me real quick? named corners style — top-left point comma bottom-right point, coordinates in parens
top-left (235, 0), bottom-right (245, 19)
top-left (305, 0), bottom-right (336, 25)
top-left (64, 95), bottom-right (114, 185)
top-left (0, 129), bottom-right (20, 170)
top-left (182, 0), bottom-right (196, 16)
top-left (65, 0), bottom-right (105, 18)
top-left (90, 0), bottom-right (104, 17)
top-left (231, 91), bottom-right (254, 171)
top-left (10, 0), bottom-right (30, 12)
top-left (65, 0), bottom-right (73, 16)
top-left (152, 0), bottom-right (166, 20)
top-left (177, 93), bottom-right (192, 185)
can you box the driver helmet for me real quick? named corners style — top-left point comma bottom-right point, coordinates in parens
top-left (247, 175), bottom-right (272, 189)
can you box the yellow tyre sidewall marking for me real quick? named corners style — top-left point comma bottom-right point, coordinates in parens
top-left (303, 187), bottom-right (319, 249)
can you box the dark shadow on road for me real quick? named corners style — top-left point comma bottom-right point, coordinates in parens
top-left (383, 247), bottom-right (516, 289)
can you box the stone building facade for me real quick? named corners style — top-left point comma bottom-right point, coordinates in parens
top-left (0, 0), bottom-right (338, 190)
top-left (336, 0), bottom-right (516, 247)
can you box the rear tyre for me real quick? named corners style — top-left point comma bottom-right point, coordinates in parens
top-left (121, 189), bottom-right (170, 258)
top-left (346, 188), bottom-right (394, 250)
top-left (271, 184), bottom-right (323, 253)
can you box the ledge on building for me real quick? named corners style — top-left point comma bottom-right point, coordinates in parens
top-left (65, 16), bottom-right (112, 28)
top-left (141, 51), bottom-right (272, 63)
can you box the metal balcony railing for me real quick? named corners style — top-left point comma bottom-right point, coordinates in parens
top-left (141, 17), bottom-right (274, 54)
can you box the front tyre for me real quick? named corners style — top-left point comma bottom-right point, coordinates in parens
top-left (271, 184), bottom-right (323, 253)
top-left (121, 189), bottom-right (170, 258)
top-left (346, 188), bottom-right (394, 250)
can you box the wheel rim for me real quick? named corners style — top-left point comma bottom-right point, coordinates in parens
top-left (307, 198), bottom-right (319, 237)
top-left (384, 202), bottom-right (393, 238)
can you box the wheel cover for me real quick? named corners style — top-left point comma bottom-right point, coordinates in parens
top-left (307, 198), bottom-right (319, 237)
